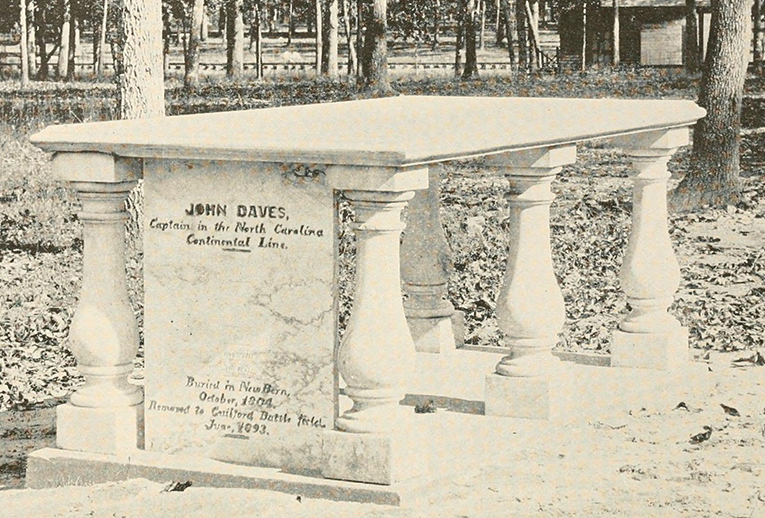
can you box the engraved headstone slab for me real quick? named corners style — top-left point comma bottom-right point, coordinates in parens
top-left (143, 159), bottom-right (336, 471)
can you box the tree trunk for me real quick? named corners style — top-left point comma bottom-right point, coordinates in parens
top-left (515, 0), bottom-right (527, 70)
top-left (254, 4), bottom-right (262, 79)
top-left (162, 6), bottom-right (170, 73)
top-left (287, 0), bottom-right (294, 45)
top-left (360, 0), bottom-right (390, 92)
top-left (96, 0), bottom-right (108, 77)
top-left (25, 0), bottom-right (35, 79)
top-left (432, 0), bottom-right (441, 49)
top-left (327, 0), bottom-right (339, 76)
top-left (526, 0), bottom-right (539, 71)
top-left (37, 7), bottom-right (49, 80)
top-left (612, 0), bottom-right (619, 66)
top-left (269, 4), bottom-right (277, 34)
top-left (501, 0), bottom-right (516, 63)
top-left (496, 0), bottom-right (502, 43)
top-left (454, 3), bottom-right (464, 76)
top-left (321, 0), bottom-right (338, 76)
top-left (581, 0), bottom-right (587, 70)
top-left (355, 0), bottom-right (362, 76)
top-left (341, 0), bottom-right (357, 74)
top-left (698, 9), bottom-right (705, 61)
top-left (19, 0), bottom-right (29, 85)
top-left (226, 0), bottom-right (244, 77)
top-left (479, 0), bottom-right (486, 50)
top-left (185, 0), bottom-right (204, 86)
top-left (670, 0), bottom-right (750, 210)
top-left (315, 0), bottom-right (323, 75)
top-left (684, 0), bottom-right (700, 73)
top-left (250, 9), bottom-right (257, 49)
top-left (307, 1), bottom-right (314, 34)
top-left (754, 0), bottom-right (762, 72)
top-left (119, 0), bottom-right (165, 119)
top-left (58, 0), bottom-right (71, 78)
top-left (66, 14), bottom-right (77, 80)
top-left (463, 0), bottom-right (480, 78)
top-left (181, 14), bottom-right (189, 70)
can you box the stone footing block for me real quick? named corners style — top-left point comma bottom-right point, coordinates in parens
top-left (57, 403), bottom-right (144, 454)
top-left (452, 310), bottom-right (465, 348)
top-left (611, 327), bottom-right (689, 370)
top-left (321, 429), bottom-right (428, 485)
top-left (484, 368), bottom-right (573, 420)
top-left (408, 315), bottom-right (457, 354)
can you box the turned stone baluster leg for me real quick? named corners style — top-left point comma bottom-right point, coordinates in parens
top-left (57, 180), bottom-right (144, 454)
top-left (335, 190), bottom-right (416, 433)
top-left (611, 129), bottom-right (690, 370)
top-left (483, 146), bottom-right (576, 419)
top-left (322, 168), bottom-right (429, 485)
top-left (401, 164), bottom-right (460, 353)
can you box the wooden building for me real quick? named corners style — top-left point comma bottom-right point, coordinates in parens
top-left (559, 0), bottom-right (712, 69)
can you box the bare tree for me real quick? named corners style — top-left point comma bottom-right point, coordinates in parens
top-left (327, 0), bottom-right (339, 76)
top-left (252, 1), bottom-right (263, 78)
top-left (226, 0), bottom-right (244, 77)
top-left (515, 0), bottom-right (527, 70)
top-left (526, 0), bottom-right (539, 70)
top-left (685, 0), bottom-right (700, 73)
top-left (455, 2), bottom-right (464, 75)
top-left (287, 0), bottom-right (294, 45)
top-left (340, 0), bottom-right (357, 74)
top-left (501, 0), bottom-right (516, 64)
top-left (58, 0), bottom-right (71, 78)
top-left (96, 0), bottom-right (109, 77)
top-left (25, 0), bottom-right (35, 78)
top-left (315, 0), bottom-right (323, 75)
top-left (321, 0), bottom-right (338, 76)
top-left (119, 0), bottom-right (165, 118)
top-left (359, 0), bottom-right (390, 92)
top-left (19, 0), bottom-right (29, 85)
top-left (66, 11), bottom-right (77, 80)
top-left (754, 0), bottom-right (762, 73)
top-left (671, 0), bottom-right (751, 210)
top-left (479, 0), bottom-right (485, 50)
top-left (462, 0), bottom-right (480, 78)
top-left (612, 0), bottom-right (619, 66)
top-left (185, 0), bottom-right (205, 86)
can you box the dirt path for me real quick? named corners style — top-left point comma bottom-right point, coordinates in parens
top-left (0, 353), bottom-right (762, 517)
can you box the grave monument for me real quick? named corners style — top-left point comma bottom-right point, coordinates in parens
top-left (26, 96), bottom-right (705, 502)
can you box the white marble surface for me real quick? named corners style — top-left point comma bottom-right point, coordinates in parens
top-left (142, 159), bottom-right (336, 472)
top-left (31, 96), bottom-right (705, 169)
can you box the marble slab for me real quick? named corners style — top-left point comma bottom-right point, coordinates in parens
top-left (142, 159), bottom-right (337, 473)
top-left (30, 96), bottom-right (706, 170)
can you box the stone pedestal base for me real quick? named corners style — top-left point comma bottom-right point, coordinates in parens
top-left (322, 429), bottom-right (428, 485)
top-left (611, 327), bottom-right (689, 370)
top-left (57, 403), bottom-right (144, 454)
top-left (484, 368), bottom-right (573, 420)
top-left (26, 447), bottom-right (443, 506)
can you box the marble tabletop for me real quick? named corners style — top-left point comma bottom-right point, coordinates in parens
top-left (31, 95), bottom-right (705, 167)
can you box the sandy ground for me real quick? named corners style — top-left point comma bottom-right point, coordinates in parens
top-left (0, 352), bottom-right (763, 518)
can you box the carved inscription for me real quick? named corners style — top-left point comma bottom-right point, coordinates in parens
top-left (148, 202), bottom-right (327, 252)
top-left (148, 376), bottom-right (326, 440)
